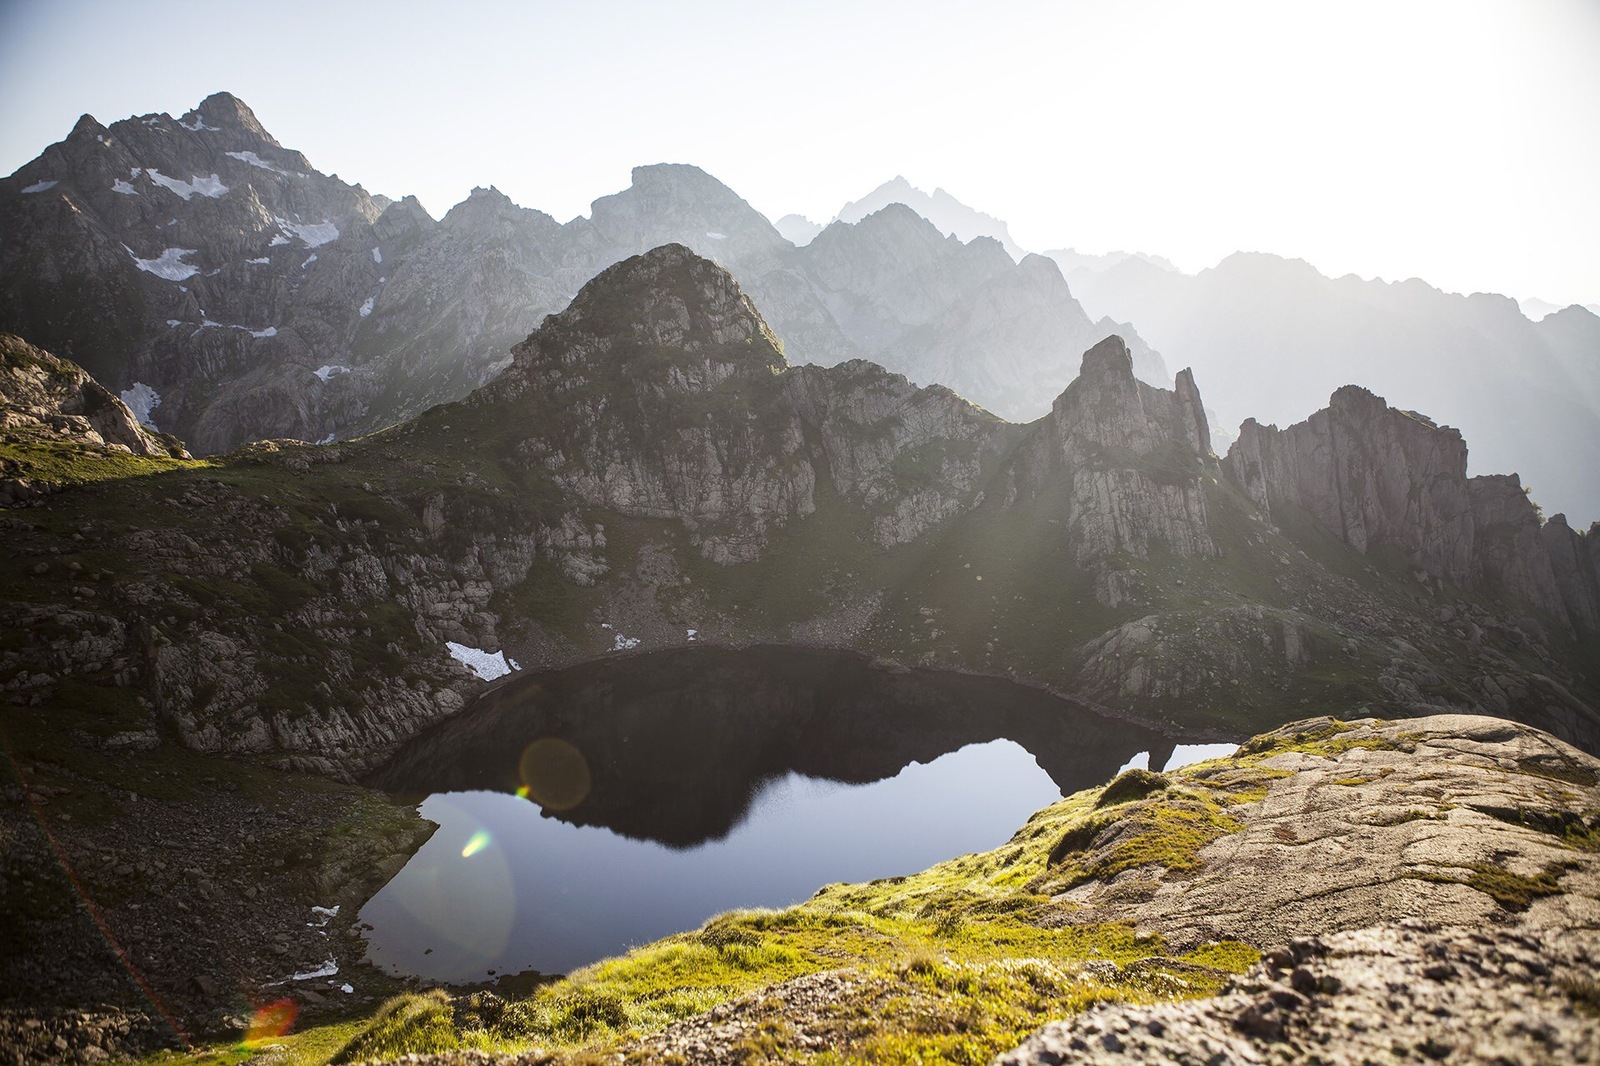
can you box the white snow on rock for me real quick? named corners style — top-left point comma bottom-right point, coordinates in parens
top-left (127, 246), bottom-right (200, 281)
top-left (313, 365), bottom-right (351, 382)
top-left (274, 216), bottom-right (340, 247)
top-left (300, 254), bottom-right (318, 269)
top-left (225, 150), bottom-right (284, 173)
top-left (146, 169), bottom-right (228, 200)
top-left (446, 642), bottom-right (519, 681)
top-left (340, 983), bottom-right (354, 994)
top-left (246, 256), bottom-right (270, 265)
top-left (359, 297), bottom-right (375, 317)
top-left (309, 905), bottom-right (340, 927)
top-left (290, 958), bottom-right (339, 981)
top-left (705, 231), bottom-right (727, 240)
top-left (251, 326), bottom-right (277, 338)
top-left (111, 178), bottom-right (138, 195)
top-left (268, 234), bottom-right (289, 247)
top-left (120, 383), bottom-right (161, 429)
top-left (686, 628), bottom-right (698, 641)
top-left (179, 114), bottom-right (218, 132)
top-left (612, 633), bottom-right (642, 652)
top-left (371, 247), bottom-right (382, 264)
top-left (21, 180), bottom-right (58, 194)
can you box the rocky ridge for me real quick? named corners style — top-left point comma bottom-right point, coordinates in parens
top-left (1, 246), bottom-right (1597, 781)
top-left (1066, 249), bottom-right (1600, 525)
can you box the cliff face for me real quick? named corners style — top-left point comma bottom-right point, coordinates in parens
top-left (2, 247), bottom-right (1597, 777)
top-left (1224, 386), bottom-right (1576, 623)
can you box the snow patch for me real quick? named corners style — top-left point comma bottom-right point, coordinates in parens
top-left (120, 383), bottom-right (161, 428)
top-left (340, 983), bottom-right (354, 994)
top-left (111, 178), bottom-right (138, 195)
top-left (225, 150), bottom-right (283, 173)
top-left (705, 231), bottom-right (727, 240)
top-left (179, 114), bottom-right (218, 132)
top-left (290, 958), bottom-right (339, 981)
top-left (313, 365), bottom-right (351, 382)
top-left (250, 326), bottom-right (277, 338)
top-left (268, 234), bottom-right (289, 247)
top-left (21, 180), bottom-right (58, 194)
top-left (359, 297), bottom-right (375, 317)
top-left (317, 433), bottom-right (337, 445)
top-left (686, 628), bottom-right (698, 641)
top-left (446, 642), bottom-right (519, 681)
top-left (274, 216), bottom-right (340, 247)
top-left (612, 633), bottom-right (642, 652)
top-left (371, 247), bottom-right (382, 263)
top-left (300, 254), bottom-right (317, 269)
top-left (127, 246), bottom-right (199, 281)
top-left (246, 256), bottom-right (270, 265)
top-left (146, 169), bottom-right (227, 200)
top-left (309, 905), bottom-right (340, 927)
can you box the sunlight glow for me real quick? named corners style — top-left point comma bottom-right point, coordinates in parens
top-left (461, 830), bottom-right (491, 858)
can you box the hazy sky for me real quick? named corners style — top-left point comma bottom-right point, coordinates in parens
top-left (2, 0), bottom-right (1597, 305)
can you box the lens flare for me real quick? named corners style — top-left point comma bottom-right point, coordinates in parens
top-left (518, 737), bottom-right (592, 811)
top-left (244, 999), bottom-right (297, 1044)
top-left (461, 829), bottom-right (491, 858)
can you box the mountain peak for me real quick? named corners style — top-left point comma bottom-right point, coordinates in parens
top-left (1079, 334), bottom-right (1135, 381)
top-left (184, 91), bottom-right (278, 145)
top-left (510, 244), bottom-right (783, 372)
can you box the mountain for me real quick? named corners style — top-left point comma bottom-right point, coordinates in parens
top-left (4, 247), bottom-right (1599, 1060)
top-left (773, 213), bottom-right (823, 246)
top-left (0, 96), bottom-right (1156, 454)
top-left (1045, 247), bottom-right (1181, 278)
top-left (835, 176), bottom-right (1024, 258)
top-left (1521, 295), bottom-right (1600, 321)
top-left (3, 247), bottom-right (1595, 784)
top-left (1065, 251), bottom-right (1600, 525)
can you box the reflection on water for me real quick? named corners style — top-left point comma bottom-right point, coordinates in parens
top-left (361, 646), bottom-right (1234, 983)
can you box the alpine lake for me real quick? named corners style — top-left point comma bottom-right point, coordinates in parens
top-left (359, 646), bottom-right (1236, 984)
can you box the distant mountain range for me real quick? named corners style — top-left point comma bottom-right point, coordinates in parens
top-left (0, 95), bottom-right (1158, 457)
top-left (799, 180), bottom-right (1599, 525)
top-left (2, 93), bottom-right (1595, 524)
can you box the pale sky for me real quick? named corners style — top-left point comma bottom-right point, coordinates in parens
top-left (2, 0), bottom-right (1597, 306)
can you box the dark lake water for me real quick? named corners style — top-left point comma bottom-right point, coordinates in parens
top-left (360, 646), bottom-right (1234, 983)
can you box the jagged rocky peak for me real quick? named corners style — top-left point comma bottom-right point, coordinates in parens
top-left (182, 91), bottom-right (280, 144)
top-left (505, 244), bottom-right (784, 377)
top-left (440, 185), bottom-right (559, 239)
top-left (1015, 335), bottom-right (1219, 563)
top-left (374, 194), bottom-right (436, 241)
top-left (585, 164), bottom-right (786, 262)
top-left (1223, 385), bottom-right (1585, 629)
top-left (1052, 335), bottom-right (1210, 457)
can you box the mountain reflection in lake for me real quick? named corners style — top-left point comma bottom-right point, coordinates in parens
top-left (360, 646), bottom-right (1220, 983)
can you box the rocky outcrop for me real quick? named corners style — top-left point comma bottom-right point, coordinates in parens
top-left (0, 333), bottom-right (186, 459)
top-left (1225, 385), bottom-right (1578, 628)
top-left (1066, 250), bottom-right (1600, 527)
top-left (1544, 514), bottom-right (1600, 631)
top-left (1000, 922), bottom-right (1600, 1066)
top-left (1017, 337), bottom-right (1216, 563)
